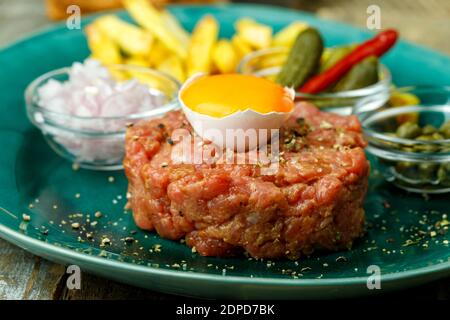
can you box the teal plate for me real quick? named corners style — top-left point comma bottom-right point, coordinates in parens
top-left (0, 4), bottom-right (449, 299)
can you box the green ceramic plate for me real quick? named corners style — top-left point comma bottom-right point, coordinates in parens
top-left (0, 4), bottom-right (449, 299)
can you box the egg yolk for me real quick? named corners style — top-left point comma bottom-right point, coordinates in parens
top-left (180, 74), bottom-right (294, 118)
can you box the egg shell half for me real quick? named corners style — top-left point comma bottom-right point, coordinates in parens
top-left (179, 73), bottom-right (295, 152)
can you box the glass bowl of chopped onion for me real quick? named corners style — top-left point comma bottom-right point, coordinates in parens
top-left (25, 60), bottom-right (180, 170)
top-left (237, 47), bottom-right (391, 115)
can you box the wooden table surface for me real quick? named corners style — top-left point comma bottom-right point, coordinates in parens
top-left (0, 0), bottom-right (449, 300)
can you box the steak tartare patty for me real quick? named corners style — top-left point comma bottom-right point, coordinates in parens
top-left (124, 102), bottom-right (369, 259)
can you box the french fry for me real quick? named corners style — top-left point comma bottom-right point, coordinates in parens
top-left (259, 51), bottom-right (288, 69)
top-left (126, 70), bottom-right (167, 94)
top-left (186, 15), bottom-right (219, 77)
top-left (123, 0), bottom-right (188, 59)
top-left (157, 55), bottom-right (185, 82)
top-left (235, 18), bottom-right (272, 50)
top-left (147, 40), bottom-right (171, 67)
top-left (94, 15), bottom-right (153, 56)
top-left (160, 10), bottom-right (190, 48)
top-left (125, 56), bottom-right (150, 67)
top-left (231, 34), bottom-right (252, 58)
top-left (110, 70), bottom-right (131, 82)
top-left (212, 39), bottom-right (238, 74)
top-left (272, 22), bottom-right (309, 48)
top-left (85, 24), bottom-right (122, 65)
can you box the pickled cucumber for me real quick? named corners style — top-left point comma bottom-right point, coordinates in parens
top-left (276, 28), bottom-right (324, 88)
top-left (332, 56), bottom-right (379, 92)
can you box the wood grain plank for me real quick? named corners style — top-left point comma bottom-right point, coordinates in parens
top-left (23, 258), bottom-right (66, 300)
top-left (58, 272), bottom-right (175, 300)
top-left (0, 238), bottom-right (172, 300)
top-left (0, 239), bottom-right (66, 300)
top-left (0, 239), bottom-right (35, 299)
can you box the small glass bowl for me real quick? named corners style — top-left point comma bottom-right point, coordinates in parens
top-left (354, 86), bottom-right (450, 193)
top-left (25, 64), bottom-right (180, 170)
top-left (237, 47), bottom-right (392, 115)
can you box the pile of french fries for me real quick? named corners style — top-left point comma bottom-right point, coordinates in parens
top-left (86, 0), bottom-right (309, 82)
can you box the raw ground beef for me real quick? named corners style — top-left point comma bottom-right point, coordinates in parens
top-left (124, 102), bottom-right (369, 259)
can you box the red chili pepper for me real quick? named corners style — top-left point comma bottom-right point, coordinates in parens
top-left (299, 29), bottom-right (399, 94)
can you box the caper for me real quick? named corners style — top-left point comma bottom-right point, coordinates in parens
top-left (437, 165), bottom-right (446, 181)
top-left (416, 135), bottom-right (433, 141)
top-left (437, 164), bottom-right (450, 186)
top-left (396, 161), bottom-right (415, 170)
top-left (440, 126), bottom-right (450, 139)
top-left (440, 120), bottom-right (450, 130)
top-left (440, 120), bottom-right (450, 138)
top-left (380, 133), bottom-right (400, 148)
top-left (396, 121), bottom-right (422, 139)
top-left (442, 162), bottom-right (450, 171)
top-left (431, 132), bottom-right (444, 140)
top-left (414, 144), bottom-right (438, 153)
top-left (411, 134), bottom-right (437, 152)
top-left (422, 125), bottom-right (437, 135)
top-left (395, 161), bottom-right (416, 177)
top-left (418, 162), bottom-right (438, 180)
top-left (401, 146), bottom-right (415, 152)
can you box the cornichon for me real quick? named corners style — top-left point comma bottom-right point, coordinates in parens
top-left (332, 55), bottom-right (379, 92)
top-left (319, 46), bottom-right (353, 73)
top-left (276, 28), bottom-right (323, 88)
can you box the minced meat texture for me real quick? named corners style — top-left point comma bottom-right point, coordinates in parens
top-left (124, 102), bottom-right (369, 259)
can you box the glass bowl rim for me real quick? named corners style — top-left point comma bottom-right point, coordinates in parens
top-left (24, 64), bottom-right (181, 122)
top-left (362, 105), bottom-right (450, 145)
top-left (236, 46), bottom-right (392, 99)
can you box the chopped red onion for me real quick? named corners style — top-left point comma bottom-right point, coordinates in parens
top-left (36, 59), bottom-right (170, 164)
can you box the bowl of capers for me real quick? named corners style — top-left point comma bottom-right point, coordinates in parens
top-left (354, 86), bottom-right (450, 193)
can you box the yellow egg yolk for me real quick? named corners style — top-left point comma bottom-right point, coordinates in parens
top-left (180, 74), bottom-right (294, 118)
